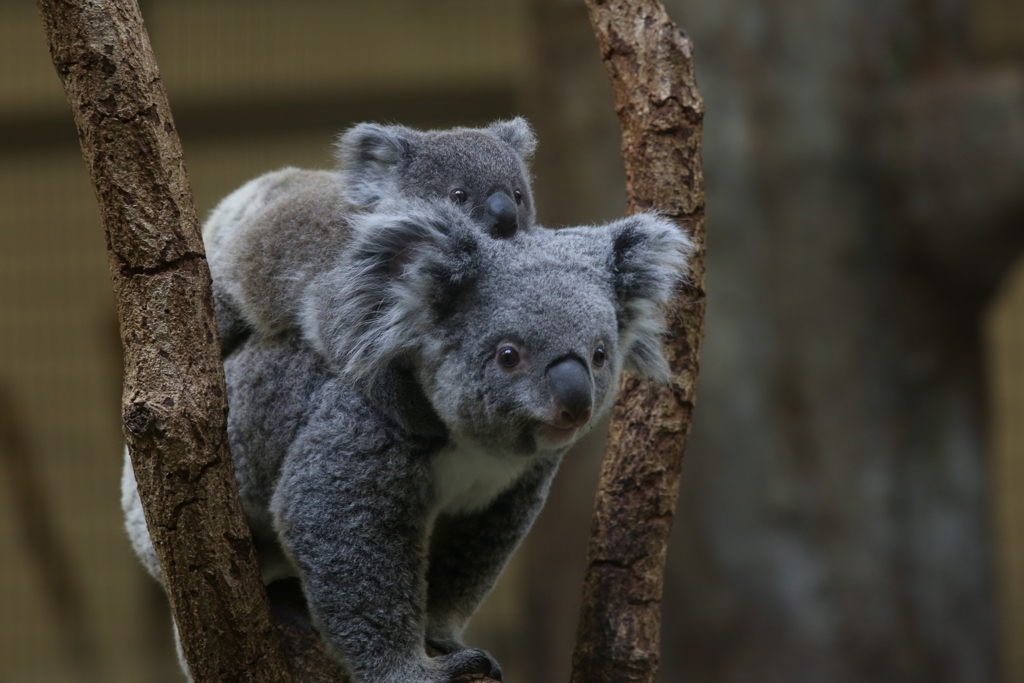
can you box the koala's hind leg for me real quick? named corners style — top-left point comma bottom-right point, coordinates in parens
top-left (424, 456), bottom-right (559, 655)
top-left (120, 448), bottom-right (163, 582)
top-left (271, 409), bottom-right (502, 683)
top-left (122, 450), bottom-right (196, 681)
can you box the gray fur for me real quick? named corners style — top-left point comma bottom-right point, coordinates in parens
top-left (335, 119), bottom-right (536, 213)
top-left (203, 119), bottom-right (536, 355)
top-left (122, 121), bottom-right (690, 683)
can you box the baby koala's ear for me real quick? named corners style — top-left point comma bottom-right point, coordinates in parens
top-left (488, 117), bottom-right (537, 161)
top-left (605, 212), bottom-right (693, 382)
top-left (335, 123), bottom-right (418, 208)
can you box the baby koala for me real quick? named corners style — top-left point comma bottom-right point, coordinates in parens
top-left (202, 118), bottom-right (537, 355)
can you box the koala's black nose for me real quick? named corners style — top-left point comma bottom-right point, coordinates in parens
top-left (485, 191), bottom-right (518, 238)
top-left (546, 357), bottom-right (593, 429)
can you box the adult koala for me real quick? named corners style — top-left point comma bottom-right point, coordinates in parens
top-left (122, 123), bottom-right (691, 683)
top-left (202, 118), bottom-right (537, 355)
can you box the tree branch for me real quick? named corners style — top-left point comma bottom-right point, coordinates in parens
top-left (572, 2), bottom-right (706, 683)
top-left (34, 1), bottom-right (293, 681)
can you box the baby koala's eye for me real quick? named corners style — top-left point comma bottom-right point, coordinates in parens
top-left (497, 345), bottom-right (521, 368)
top-left (449, 188), bottom-right (468, 205)
top-left (513, 189), bottom-right (523, 205)
top-left (592, 347), bottom-right (606, 367)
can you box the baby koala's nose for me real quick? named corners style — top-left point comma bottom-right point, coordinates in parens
top-left (546, 357), bottom-right (593, 429)
top-left (485, 191), bottom-right (518, 238)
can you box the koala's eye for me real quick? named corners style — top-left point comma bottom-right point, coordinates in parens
top-left (450, 188), bottom-right (468, 205)
top-left (497, 346), bottom-right (520, 368)
top-left (513, 189), bottom-right (523, 205)
top-left (592, 347), bottom-right (606, 367)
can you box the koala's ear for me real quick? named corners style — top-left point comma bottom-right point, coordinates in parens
top-left (334, 123), bottom-right (417, 207)
top-left (606, 213), bottom-right (693, 382)
top-left (488, 118), bottom-right (537, 161)
top-left (302, 204), bottom-right (479, 383)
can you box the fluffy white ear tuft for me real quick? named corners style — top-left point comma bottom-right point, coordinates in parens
top-left (606, 212), bottom-right (693, 382)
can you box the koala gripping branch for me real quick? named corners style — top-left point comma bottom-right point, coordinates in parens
top-left (35, 1), bottom-right (294, 681)
top-left (573, 3), bottom-right (706, 683)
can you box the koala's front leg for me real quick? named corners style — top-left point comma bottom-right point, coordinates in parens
top-left (425, 456), bottom-right (560, 653)
top-left (271, 417), bottom-right (501, 683)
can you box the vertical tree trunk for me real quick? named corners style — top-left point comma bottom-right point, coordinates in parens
top-left (572, 2), bottom-right (706, 683)
top-left (34, 1), bottom-right (293, 680)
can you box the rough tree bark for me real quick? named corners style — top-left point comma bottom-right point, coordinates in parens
top-left (34, 1), bottom-right (293, 681)
top-left (572, 3), bottom-right (706, 683)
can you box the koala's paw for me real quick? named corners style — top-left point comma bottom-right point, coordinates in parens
top-left (434, 647), bottom-right (503, 682)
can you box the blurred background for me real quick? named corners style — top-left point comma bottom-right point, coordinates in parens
top-left (2, 0), bottom-right (1024, 681)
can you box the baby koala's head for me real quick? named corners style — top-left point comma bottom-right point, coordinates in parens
top-left (336, 118), bottom-right (537, 239)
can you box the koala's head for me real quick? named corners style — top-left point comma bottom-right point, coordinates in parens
top-left (336, 118), bottom-right (536, 239)
top-left (304, 202), bottom-right (690, 455)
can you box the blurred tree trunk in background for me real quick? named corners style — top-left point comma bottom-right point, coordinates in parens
top-left (650, 0), bottom-right (1024, 681)
top-left (515, 0), bottom-right (1024, 681)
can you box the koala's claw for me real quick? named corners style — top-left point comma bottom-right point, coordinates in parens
top-left (439, 647), bottom-right (503, 682)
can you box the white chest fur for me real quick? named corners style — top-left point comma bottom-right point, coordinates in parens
top-left (431, 442), bottom-right (534, 516)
